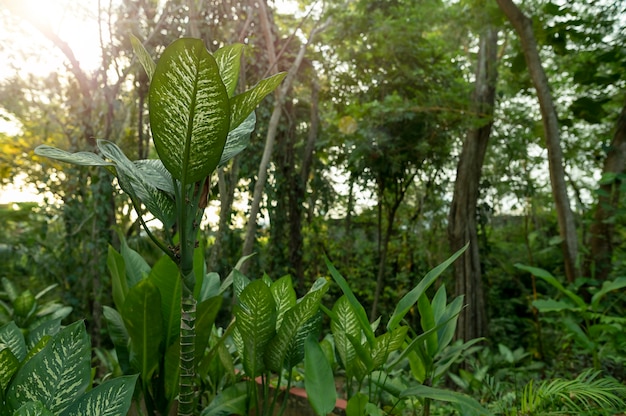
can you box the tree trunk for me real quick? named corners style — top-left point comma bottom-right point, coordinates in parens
top-left (370, 174), bottom-right (415, 320)
top-left (240, 13), bottom-right (326, 274)
top-left (496, 0), bottom-right (579, 282)
top-left (585, 99), bottom-right (626, 280)
top-left (448, 26), bottom-right (498, 341)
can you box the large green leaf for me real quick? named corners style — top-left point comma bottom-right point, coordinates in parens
top-left (0, 321), bottom-right (27, 362)
top-left (234, 280), bottom-right (276, 377)
top-left (388, 243), bottom-right (468, 331)
top-left (33, 145), bottom-right (114, 167)
top-left (229, 72), bottom-right (287, 130)
top-left (149, 38), bottom-right (230, 184)
top-left (200, 382), bottom-right (248, 416)
top-left (121, 279), bottom-right (163, 383)
top-left (265, 279), bottom-right (329, 372)
top-left (59, 375), bottom-right (138, 416)
top-left (6, 321), bottom-right (90, 414)
top-left (304, 336), bottom-right (337, 416)
top-left (213, 43), bottom-right (244, 97)
top-left (148, 255), bottom-right (181, 348)
top-left (120, 237), bottom-right (151, 288)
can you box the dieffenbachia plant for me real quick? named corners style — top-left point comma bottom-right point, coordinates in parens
top-left (0, 319), bottom-right (137, 415)
top-left (35, 37), bottom-right (286, 416)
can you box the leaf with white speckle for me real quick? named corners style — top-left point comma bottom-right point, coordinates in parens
top-left (59, 375), bottom-right (139, 416)
top-left (5, 321), bottom-right (90, 414)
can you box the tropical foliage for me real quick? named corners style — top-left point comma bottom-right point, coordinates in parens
top-left (1, 0), bottom-right (626, 414)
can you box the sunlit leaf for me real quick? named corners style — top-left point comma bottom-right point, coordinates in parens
top-left (229, 72), bottom-right (287, 130)
top-left (214, 43), bottom-right (244, 97)
top-left (149, 38), bottom-right (230, 184)
top-left (130, 34), bottom-right (156, 80)
top-left (219, 111), bottom-right (256, 167)
top-left (34, 145), bottom-right (114, 167)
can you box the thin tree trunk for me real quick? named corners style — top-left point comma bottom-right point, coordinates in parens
top-left (585, 99), bottom-right (626, 280)
top-left (240, 14), bottom-right (328, 274)
top-left (370, 174), bottom-right (415, 320)
top-left (496, 0), bottom-right (579, 282)
top-left (448, 26), bottom-right (498, 341)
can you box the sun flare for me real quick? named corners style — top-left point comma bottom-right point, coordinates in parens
top-left (2, 0), bottom-right (102, 79)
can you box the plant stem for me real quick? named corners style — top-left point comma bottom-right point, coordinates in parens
top-left (178, 283), bottom-right (197, 416)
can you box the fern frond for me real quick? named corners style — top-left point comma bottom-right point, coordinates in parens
top-left (520, 369), bottom-right (626, 414)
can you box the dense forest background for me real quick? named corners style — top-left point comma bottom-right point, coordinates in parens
top-left (1, 0), bottom-right (626, 390)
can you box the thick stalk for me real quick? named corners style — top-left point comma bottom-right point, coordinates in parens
top-left (177, 179), bottom-right (203, 416)
top-left (178, 283), bottom-right (197, 416)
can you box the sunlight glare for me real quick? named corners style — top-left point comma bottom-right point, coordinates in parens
top-left (2, 0), bottom-right (102, 79)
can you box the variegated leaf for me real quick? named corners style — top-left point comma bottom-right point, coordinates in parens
top-left (26, 318), bottom-right (61, 351)
top-left (218, 111), bottom-right (256, 167)
top-left (59, 374), bottom-right (138, 416)
top-left (130, 34), bottom-right (156, 80)
top-left (371, 326), bottom-right (408, 370)
top-left (229, 72), bottom-right (286, 130)
top-left (282, 312), bottom-right (323, 370)
top-left (98, 140), bottom-right (176, 229)
top-left (6, 321), bottom-right (90, 414)
top-left (133, 159), bottom-right (175, 194)
top-left (269, 275), bottom-right (296, 330)
top-left (330, 296), bottom-right (360, 380)
top-left (149, 38), bottom-right (230, 184)
top-left (0, 347), bottom-right (19, 390)
top-left (33, 145), bottom-right (114, 167)
top-left (265, 278), bottom-right (328, 372)
top-left (234, 280), bottom-right (276, 377)
top-left (0, 321), bottom-right (27, 362)
top-left (23, 335), bottom-right (52, 363)
top-left (13, 401), bottom-right (54, 416)
top-left (214, 43), bottom-right (244, 97)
